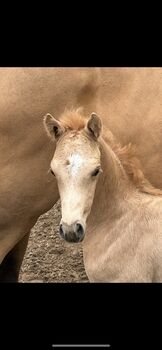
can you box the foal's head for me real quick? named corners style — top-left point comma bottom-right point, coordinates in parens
top-left (44, 110), bottom-right (102, 243)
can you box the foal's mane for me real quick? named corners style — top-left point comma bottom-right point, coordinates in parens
top-left (60, 109), bottom-right (162, 196)
top-left (111, 142), bottom-right (162, 196)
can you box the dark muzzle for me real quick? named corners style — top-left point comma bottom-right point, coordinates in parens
top-left (59, 221), bottom-right (85, 243)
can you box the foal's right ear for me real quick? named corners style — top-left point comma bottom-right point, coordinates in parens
top-left (86, 113), bottom-right (102, 140)
top-left (43, 113), bottom-right (65, 140)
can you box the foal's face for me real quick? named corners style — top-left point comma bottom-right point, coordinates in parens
top-left (44, 112), bottom-right (102, 243)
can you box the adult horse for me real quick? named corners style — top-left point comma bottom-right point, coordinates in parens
top-left (1, 67), bottom-right (162, 282)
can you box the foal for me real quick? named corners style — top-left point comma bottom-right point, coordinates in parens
top-left (44, 109), bottom-right (162, 282)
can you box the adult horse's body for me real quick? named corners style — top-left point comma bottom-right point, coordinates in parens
top-left (1, 67), bottom-right (162, 282)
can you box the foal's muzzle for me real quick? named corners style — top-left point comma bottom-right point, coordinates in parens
top-left (59, 221), bottom-right (85, 243)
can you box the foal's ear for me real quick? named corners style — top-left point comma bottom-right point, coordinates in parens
top-left (43, 113), bottom-right (65, 140)
top-left (86, 113), bottom-right (102, 139)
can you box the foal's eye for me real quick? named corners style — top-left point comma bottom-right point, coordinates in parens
top-left (50, 168), bottom-right (55, 176)
top-left (91, 167), bottom-right (101, 177)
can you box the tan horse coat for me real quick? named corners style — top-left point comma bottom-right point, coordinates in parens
top-left (84, 137), bottom-right (162, 282)
top-left (1, 67), bottom-right (162, 281)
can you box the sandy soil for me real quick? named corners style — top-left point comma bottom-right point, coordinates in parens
top-left (19, 201), bottom-right (89, 283)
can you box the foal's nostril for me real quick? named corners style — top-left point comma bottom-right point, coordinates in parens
top-left (76, 223), bottom-right (84, 238)
top-left (59, 224), bottom-right (64, 238)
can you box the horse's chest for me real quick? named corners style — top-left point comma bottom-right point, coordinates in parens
top-left (83, 227), bottom-right (149, 282)
top-left (84, 246), bottom-right (125, 282)
top-left (83, 237), bottom-right (125, 281)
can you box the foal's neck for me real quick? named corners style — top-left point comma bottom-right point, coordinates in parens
top-left (87, 137), bottom-right (137, 228)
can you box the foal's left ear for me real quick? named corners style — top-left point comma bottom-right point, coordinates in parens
top-left (86, 113), bottom-right (102, 140)
top-left (43, 113), bottom-right (65, 141)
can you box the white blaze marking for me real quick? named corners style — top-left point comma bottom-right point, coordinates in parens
top-left (68, 154), bottom-right (85, 176)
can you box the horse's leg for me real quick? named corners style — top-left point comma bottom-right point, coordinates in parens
top-left (0, 231), bottom-right (30, 283)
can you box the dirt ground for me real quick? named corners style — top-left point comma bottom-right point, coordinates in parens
top-left (19, 201), bottom-right (89, 283)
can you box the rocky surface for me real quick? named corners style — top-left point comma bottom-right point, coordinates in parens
top-left (19, 201), bottom-right (89, 283)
